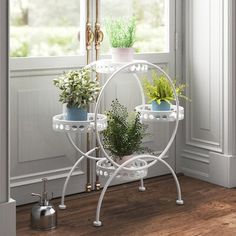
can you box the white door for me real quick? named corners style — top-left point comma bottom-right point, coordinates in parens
top-left (10, 0), bottom-right (181, 205)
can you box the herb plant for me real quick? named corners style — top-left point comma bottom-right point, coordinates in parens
top-left (143, 71), bottom-right (188, 105)
top-left (53, 68), bottom-right (100, 108)
top-left (105, 17), bottom-right (136, 48)
top-left (103, 99), bottom-right (147, 161)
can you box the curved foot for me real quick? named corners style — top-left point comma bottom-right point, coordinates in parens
top-left (59, 204), bottom-right (67, 209)
top-left (138, 186), bottom-right (146, 192)
top-left (93, 220), bottom-right (102, 227)
top-left (176, 199), bottom-right (184, 205)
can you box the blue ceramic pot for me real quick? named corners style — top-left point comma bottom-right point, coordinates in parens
top-left (151, 100), bottom-right (170, 111)
top-left (64, 106), bottom-right (88, 121)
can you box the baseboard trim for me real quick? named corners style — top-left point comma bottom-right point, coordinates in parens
top-left (181, 167), bottom-right (209, 181)
top-left (0, 199), bottom-right (16, 236)
top-left (209, 152), bottom-right (236, 188)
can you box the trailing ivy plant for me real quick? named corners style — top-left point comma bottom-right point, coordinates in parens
top-left (105, 17), bottom-right (136, 48)
top-left (53, 68), bottom-right (100, 109)
top-left (143, 71), bottom-right (189, 105)
top-left (103, 99), bottom-right (148, 161)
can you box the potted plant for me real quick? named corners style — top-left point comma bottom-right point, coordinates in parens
top-left (103, 99), bottom-right (147, 164)
top-left (53, 68), bottom-right (100, 121)
top-left (143, 71), bottom-right (188, 111)
top-left (105, 17), bottom-right (136, 62)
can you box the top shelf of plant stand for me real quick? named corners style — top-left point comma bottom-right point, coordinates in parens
top-left (135, 104), bottom-right (184, 122)
top-left (93, 59), bottom-right (148, 74)
top-left (52, 113), bottom-right (107, 133)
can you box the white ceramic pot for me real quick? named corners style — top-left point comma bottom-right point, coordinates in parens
top-left (116, 154), bottom-right (133, 166)
top-left (111, 48), bottom-right (134, 62)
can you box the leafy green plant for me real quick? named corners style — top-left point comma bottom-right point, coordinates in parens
top-left (10, 41), bottom-right (29, 57)
top-left (103, 99), bottom-right (147, 161)
top-left (53, 68), bottom-right (100, 109)
top-left (143, 71), bottom-right (189, 105)
top-left (105, 17), bottom-right (136, 48)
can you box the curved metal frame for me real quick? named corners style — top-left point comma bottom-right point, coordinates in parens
top-left (93, 61), bottom-right (183, 226)
top-left (56, 60), bottom-right (184, 226)
top-left (93, 154), bottom-right (183, 226)
top-left (59, 147), bottom-right (98, 209)
top-left (94, 61), bottom-right (180, 170)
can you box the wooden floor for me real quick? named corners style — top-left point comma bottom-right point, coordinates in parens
top-left (16, 175), bottom-right (236, 236)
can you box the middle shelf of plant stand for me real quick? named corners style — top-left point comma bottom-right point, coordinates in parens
top-left (52, 113), bottom-right (107, 133)
top-left (135, 104), bottom-right (184, 122)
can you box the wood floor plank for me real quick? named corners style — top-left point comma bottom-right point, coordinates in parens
top-left (16, 176), bottom-right (236, 236)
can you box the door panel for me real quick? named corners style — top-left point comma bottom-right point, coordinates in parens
top-left (10, 66), bottom-right (87, 205)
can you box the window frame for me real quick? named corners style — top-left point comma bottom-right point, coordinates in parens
top-left (9, 0), bottom-right (179, 78)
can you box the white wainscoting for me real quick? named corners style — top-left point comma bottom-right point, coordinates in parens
top-left (185, 0), bottom-right (223, 153)
top-left (182, 0), bottom-right (236, 187)
top-left (10, 66), bottom-right (87, 205)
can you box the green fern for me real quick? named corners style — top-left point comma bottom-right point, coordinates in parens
top-left (105, 17), bottom-right (136, 48)
top-left (143, 71), bottom-right (189, 105)
top-left (103, 99), bottom-right (147, 160)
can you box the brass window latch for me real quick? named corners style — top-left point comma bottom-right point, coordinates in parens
top-left (86, 22), bottom-right (103, 51)
top-left (95, 22), bottom-right (104, 51)
top-left (86, 22), bottom-right (94, 50)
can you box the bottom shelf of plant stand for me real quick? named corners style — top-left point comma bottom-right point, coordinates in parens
top-left (96, 158), bottom-right (148, 181)
top-left (135, 104), bottom-right (184, 122)
top-left (52, 113), bottom-right (107, 133)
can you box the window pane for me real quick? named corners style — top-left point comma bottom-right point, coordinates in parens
top-left (100, 0), bottom-right (169, 54)
top-left (10, 0), bottom-right (81, 57)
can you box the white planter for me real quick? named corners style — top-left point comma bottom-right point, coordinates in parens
top-left (96, 158), bottom-right (148, 181)
top-left (111, 48), bottom-right (134, 62)
top-left (116, 154), bottom-right (133, 166)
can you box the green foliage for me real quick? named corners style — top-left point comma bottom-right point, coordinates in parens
top-left (10, 41), bottom-right (29, 57)
top-left (103, 100), bottom-right (147, 160)
top-left (53, 68), bottom-right (100, 109)
top-left (47, 36), bottom-right (73, 46)
top-left (10, 26), bottom-right (81, 57)
top-left (143, 71), bottom-right (188, 104)
top-left (105, 17), bottom-right (136, 48)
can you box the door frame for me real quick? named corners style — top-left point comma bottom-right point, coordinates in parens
top-left (0, 0), bottom-right (16, 235)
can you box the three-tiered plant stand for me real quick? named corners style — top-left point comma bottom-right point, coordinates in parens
top-left (52, 60), bottom-right (184, 227)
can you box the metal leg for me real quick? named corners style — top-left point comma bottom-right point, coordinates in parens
top-left (138, 178), bottom-right (146, 192)
top-left (59, 156), bottom-right (85, 209)
top-left (95, 180), bottom-right (101, 191)
top-left (95, 140), bottom-right (101, 191)
top-left (93, 164), bottom-right (126, 227)
top-left (157, 157), bottom-right (184, 205)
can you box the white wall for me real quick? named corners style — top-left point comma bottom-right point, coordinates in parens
top-left (182, 0), bottom-right (236, 187)
top-left (0, 0), bottom-right (16, 235)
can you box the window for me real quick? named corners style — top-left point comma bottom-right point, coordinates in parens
top-left (100, 0), bottom-right (169, 54)
top-left (10, 0), bottom-right (81, 57)
top-left (9, 0), bottom-right (177, 78)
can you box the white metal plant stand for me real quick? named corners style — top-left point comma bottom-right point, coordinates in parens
top-left (52, 60), bottom-right (184, 226)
